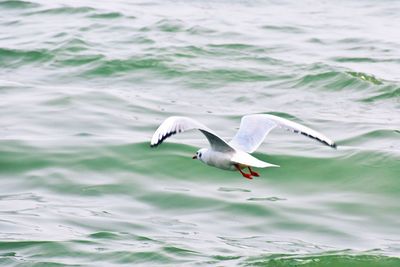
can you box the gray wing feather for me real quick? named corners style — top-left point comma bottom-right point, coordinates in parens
top-left (151, 116), bottom-right (235, 153)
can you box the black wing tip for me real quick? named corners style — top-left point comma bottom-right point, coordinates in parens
top-left (300, 131), bottom-right (337, 149)
top-left (321, 140), bottom-right (337, 149)
top-left (150, 130), bottom-right (177, 148)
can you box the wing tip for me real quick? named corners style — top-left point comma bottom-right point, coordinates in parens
top-left (299, 131), bottom-right (337, 149)
top-left (265, 163), bottom-right (280, 168)
top-left (150, 130), bottom-right (177, 148)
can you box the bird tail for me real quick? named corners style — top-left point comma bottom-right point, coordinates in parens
top-left (231, 152), bottom-right (280, 168)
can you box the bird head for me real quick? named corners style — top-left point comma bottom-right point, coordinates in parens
top-left (192, 148), bottom-right (207, 161)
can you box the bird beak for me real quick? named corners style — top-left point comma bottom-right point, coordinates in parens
top-left (192, 155), bottom-right (197, 159)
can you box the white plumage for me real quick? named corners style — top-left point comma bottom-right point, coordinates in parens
top-left (150, 114), bottom-right (336, 179)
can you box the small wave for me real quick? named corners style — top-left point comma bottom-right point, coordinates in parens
top-left (262, 24), bottom-right (304, 34)
top-left (218, 187), bottom-right (251, 193)
top-left (129, 36), bottom-right (155, 45)
top-left (247, 196), bottom-right (286, 201)
top-left (187, 25), bottom-right (216, 35)
top-left (83, 57), bottom-right (176, 77)
top-left (0, 0), bottom-right (39, 9)
top-left (294, 66), bottom-right (399, 103)
top-left (57, 54), bottom-right (104, 67)
top-left (0, 47), bottom-right (53, 66)
top-left (346, 71), bottom-right (382, 85)
top-left (151, 19), bottom-right (217, 36)
top-left (208, 43), bottom-right (260, 50)
top-left (89, 12), bottom-right (125, 19)
top-left (293, 70), bottom-right (357, 90)
top-left (186, 68), bottom-right (270, 83)
top-left (333, 56), bottom-right (388, 63)
top-left (338, 129), bottom-right (400, 153)
top-left (89, 231), bottom-right (120, 239)
top-left (244, 252), bottom-right (400, 266)
top-left (361, 86), bottom-right (400, 102)
top-left (293, 68), bottom-right (384, 91)
top-left (337, 37), bottom-right (368, 44)
top-left (27, 6), bottom-right (96, 15)
top-left (155, 19), bottom-right (185, 33)
top-left (83, 53), bottom-right (270, 83)
top-left (342, 129), bottom-right (400, 142)
top-left (308, 38), bottom-right (326, 44)
top-left (51, 37), bottom-right (104, 67)
top-left (53, 38), bottom-right (93, 53)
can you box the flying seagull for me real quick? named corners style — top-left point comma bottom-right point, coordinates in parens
top-left (150, 114), bottom-right (336, 179)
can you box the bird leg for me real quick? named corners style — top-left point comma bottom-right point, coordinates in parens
top-left (248, 167), bottom-right (260, 177)
top-left (234, 164), bottom-right (252, 179)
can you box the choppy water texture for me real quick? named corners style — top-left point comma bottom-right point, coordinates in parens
top-left (1, 0), bottom-right (400, 266)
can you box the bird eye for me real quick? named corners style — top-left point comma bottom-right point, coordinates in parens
top-left (199, 153), bottom-right (202, 158)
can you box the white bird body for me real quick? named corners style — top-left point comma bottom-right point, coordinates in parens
top-left (197, 149), bottom-right (236, 171)
top-left (150, 114), bottom-right (336, 179)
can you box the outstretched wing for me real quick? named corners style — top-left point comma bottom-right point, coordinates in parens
top-left (229, 114), bottom-right (336, 153)
top-left (150, 116), bottom-right (235, 153)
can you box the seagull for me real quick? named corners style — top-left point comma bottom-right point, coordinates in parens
top-left (150, 114), bottom-right (336, 179)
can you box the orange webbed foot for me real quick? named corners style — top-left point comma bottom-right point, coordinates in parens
top-left (242, 173), bottom-right (253, 179)
top-left (234, 164), bottom-right (253, 180)
top-left (248, 167), bottom-right (260, 177)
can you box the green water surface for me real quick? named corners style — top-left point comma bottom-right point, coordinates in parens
top-left (0, 0), bottom-right (399, 266)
